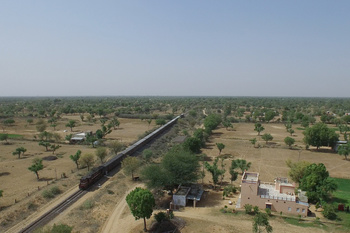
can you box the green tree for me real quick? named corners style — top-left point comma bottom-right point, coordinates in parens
top-left (122, 156), bottom-right (141, 180)
top-left (264, 110), bottom-right (275, 123)
top-left (28, 158), bottom-right (44, 180)
top-left (39, 141), bottom-right (51, 151)
top-left (162, 148), bottom-right (200, 187)
top-left (299, 163), bottom-right (337, 203)
top-left (12, 147), bottom-right (27, 159)
top-left (155, 118), bottom-right (166, 125)
top-left (126, 187), bottom-right (155, 232)
top-left (108, 141), bottom-right (125, 154)
top-left (38, 131), bottom-right (53, 141)
top-left (338, 142), bottom-right (350, 160)
top-left (205, 157), bottom-right (225, 189)
top-left (0, 133), bottom-right (9, 143)
top-left (204, 114), bottom-right (222, 134)
top-left (79, 153), bottom-right (95, 171)
top-left (36, 119), bottom-right (47, 132)
top-left (50, 144), bottom-right (61, 154)
top-left (66, 120), bottom-right (76, 132)
top-left (250, 138), bottom-right (257, 148)
top-left (183, 137), bottom-right (202, 154)
top-left (285, 159), bottom-right (311, 183)
top-left (303, 123), bottom-right (339, 149)
top-left (110, 117), bottom-right (120, 129)
top-left (288, 128), bottom-right (295, 136)
top-left (254, 123), bottom-right (265, 136)
top-left (253, 212), bottom-right (273, 233)
top-left (216, 143), bottom-right (225, 155)
top-left (70, 150), bottom-right (81, 169)
top-left (231, 159), bottom-right (252, 175)
top-left (48, 117), bottom-right (58, 131)
top-left (284, 137), bottom-right (295, 149)
top-left (229, 164), bottom-right (239, 184)
top-left (2, 119), bottom-right (15, 131)
top-left (222, 121), bottom-right (233, 130)
top-left (261, 133), bottom-right (273, 144)
top-left (95, 147), bottom-right (108, 163)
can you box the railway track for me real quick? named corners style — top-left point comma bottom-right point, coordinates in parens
top-left (18, 189), bottom-right (87, 233)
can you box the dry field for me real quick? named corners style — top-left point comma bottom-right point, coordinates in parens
top-left (0, 115), bottom-right (155, 231)
top-left (2, 118), bottom-right (349, 233)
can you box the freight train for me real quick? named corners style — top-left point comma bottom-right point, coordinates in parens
top-left (79, 114), bottom-right (183, 189)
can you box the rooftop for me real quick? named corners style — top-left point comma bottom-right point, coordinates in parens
top-left (258, 183), bottom-right (296, 201)
top-left (243, 172), bottom-right (259, 182)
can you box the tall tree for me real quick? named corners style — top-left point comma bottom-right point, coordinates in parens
top-left (183, 137), bottom-right (202, 154)
top-left (39, 141), bottom-right (51, 151)
top-left (0, 133), bottom-right (9, 143)
top-left (50, 144), bottom-right (61, 154)
top-left (205, 157), bottom-right (225, 189)
top-left (338, 142), bottom-right (350, 160)
top-left (299, 163), bottom-right (337, 203)
top-left (28, 158), bottom-right (44, 180)
top-left (12, 147), bottom-right (27, 159)
top-left (95, 147), bottom-right (108, 163)
top-left (216, 143), bottom-right (225, 155)
top-left (231, 159), bottom-right (252, 175)
top-left (80, 153), bottom-right (95, 171)
top-left (253, 212), bottom-right (273, 233)
top-left (254, 123), bottom-right (265, 136)
top-left (261, 133), bottom-right (273, 144)
top-left (66, 120), bottom-right (76, 132)
top-left (126, 187), bottom-right (155, 232)
top-left (284, 137), bottom-right (295, 149)
top-left (303, 123), bottom-right (339, 149)
top-left (285, 159), bottom-right (311, 183)
top-left (70, 150), bottom-right (81, 169)
top-left (122, 156), bottom-right (141, 180)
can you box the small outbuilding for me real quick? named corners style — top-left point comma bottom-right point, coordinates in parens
top-left (172, 185), bottom-right (204, 208)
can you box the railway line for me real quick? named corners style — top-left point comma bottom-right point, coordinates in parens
top-left (19, 189), bottom-right (87, 233)
top-left (15, 114), bottom-right (183, 232)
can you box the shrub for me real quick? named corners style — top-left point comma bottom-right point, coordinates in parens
top-left (154, 211), bottom-right (168, 223)
top-left (244, 204), bottom-right (253, 214)
top-left (42, 190), bottom-right (54, 199)
top-left (322, 203), bottom-right (337, 220)
top-left (107, 189), bottom-right (114, 195)
top-left (51, 224), bottom-right (73, 233)
top-left (50, 186), bottom-right (61, 195)
top-left (81, 199), bottom-right (94, 210)
top-left (253, 206), bottom-right (260, 215)
top-left (265, 208), bottom-right (271, 216)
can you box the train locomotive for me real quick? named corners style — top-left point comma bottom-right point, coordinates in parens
top-left (79, 114), bottom-right (183, 190)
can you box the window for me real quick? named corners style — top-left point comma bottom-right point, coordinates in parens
top-left (297, 208), bottom-right (300, 212)
top-left (302, 209), bottom-right (305, 213)
top-left (288, 207), bottom-right (291, 211)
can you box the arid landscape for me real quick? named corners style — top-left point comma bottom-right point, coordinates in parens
top-left (1, 104), bottom-right (350, 233)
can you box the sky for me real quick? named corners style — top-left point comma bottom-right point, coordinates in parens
top-left (1, 1), bottom-right (349, 97)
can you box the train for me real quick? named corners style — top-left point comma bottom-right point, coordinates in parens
top-left (79, 114), bottom-right (183, 189)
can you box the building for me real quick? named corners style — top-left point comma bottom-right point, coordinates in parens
top-left (172, 185), bottom-right (204, 208)
top-left (69, 131), bottom-right (92, 144)
top-left (237, 172), bottom-right (309, 216)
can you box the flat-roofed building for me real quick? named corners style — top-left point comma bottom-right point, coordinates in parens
top-left (237, 172), bottom-right (309, 216)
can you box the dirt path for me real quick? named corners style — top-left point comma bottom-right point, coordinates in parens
top-left (100, 183), bottom-right (144, 233)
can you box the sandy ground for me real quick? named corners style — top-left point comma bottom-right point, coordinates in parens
top-left (2, 119), bottom-right (350, 233)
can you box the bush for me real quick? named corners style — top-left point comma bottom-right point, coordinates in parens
top-left (42, 190), bottom-right (54, 199)
top-left (107, 189), bottom-right (114, 195)
top-left (244, 204), bottom-right (253, 214)
top-left (154, 211), bottom-right (168, 223)
top-left (50, 186), bottom-right (61, 195)
top-left (322, 203), bottom-right (337, 220)
top-left (51, 224), bottom-right (73, 233)
top-left (81, 199), bottom-right (94, 210)
top-left (265, 208), bottom-right (271, 216)
top-left (253, 206), bottom-right (260, 215)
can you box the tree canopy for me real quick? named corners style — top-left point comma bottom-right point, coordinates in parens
top-left (122, 156), bottom-right (141, 180)
top-left (303, 123), bottom-right (339, 149)
top-left (338, 142), bottom-right (350, 160)
top-left (141, 147), bottom-right (199, 190)
top-left (299, 163), bottom-right (337, 203)
top-left (126, 187), bottom-right (155, 232)
top-left (28, 158), bottom-right (44, 180)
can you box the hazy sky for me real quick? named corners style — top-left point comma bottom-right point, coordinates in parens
top-left (1, 1), bottom-right (349, 97)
